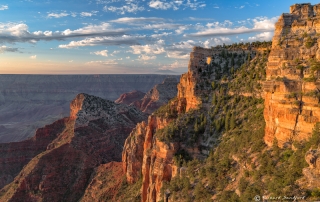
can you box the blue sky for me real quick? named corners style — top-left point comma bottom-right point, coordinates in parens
top-left (0, 0), bottom-right (319, 74)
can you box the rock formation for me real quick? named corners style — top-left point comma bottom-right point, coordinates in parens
top-left (300, 149), bottom-right (320, 189)
top-left (0, 74), bottom-right (177, 143)
top-left (122, 46), bottom-right (255, 201)
top-left (0, 118), bottom-right (66, 189)
top-left (264, 3), bottom-right (320, 147)
top-left (115, 90), bottom-right (146, 105)
top-left (131, 77), bottom-right (178, 114)
top-left (0, 93), bottom-right (146, 201)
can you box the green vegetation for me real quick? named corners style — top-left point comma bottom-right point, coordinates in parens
top-left (155, 42), bottom-right (320, 201)
top-left (305, 36), bottom-right (315, 49)
top-left (154, 97), bottom-right (180, 118)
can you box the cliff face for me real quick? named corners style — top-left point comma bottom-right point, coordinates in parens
top-left (177, 47), bottom-right (211, 112)
top-left (264, 3), bottom-right (320, 147)
top-left (134, 78), bottom-right (178, 114)
top-left (123, 115), bottom-right (179, 201)
top-left (122, 46), bottom-right (256, 201)
top-left (0, 119), bottom-right (66, 189)
top-left (0, 93), bottom-right (146, 201)
top-left (115, 90), bottom-right (146, 105)
top-left (116, 77), bottom-right (179, 115)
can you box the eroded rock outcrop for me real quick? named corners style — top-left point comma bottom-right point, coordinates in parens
top-left (122, 47), bottom-right (227, 202)
top-left (264, 3), bottom-right (320, 147)
top-left (133, 78), bottom-right (178, 114)
top-left (116, 78), bottom-right (179, 115)
top-left (0, 119), bottom-right (66, 189)
top-left (0, 93), bottom-right (146, 202)
top-left (122, 115), bottom-right (179, 202)
top-left (115, 90), bottom-right (146, 105)
top-left (299, 149), bottom-right (320, 188)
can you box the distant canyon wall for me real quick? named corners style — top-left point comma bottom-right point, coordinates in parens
top-left (0, 74), bottom-right (179, 143)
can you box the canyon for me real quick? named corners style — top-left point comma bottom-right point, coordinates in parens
top-left (2, 3), bottom-right (320, 202)
top-left (0, 93), bottom-right (146, 201)
top-left (0, 74), bottom-right (178, 143)
top-left (116, 77), bottom-right (178, 114)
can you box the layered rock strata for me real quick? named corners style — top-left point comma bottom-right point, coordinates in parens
top-left (114, 90), bottom-right (146, 105)
top-left (0, 93), bottom-right (146, 201)
top-left (0, 119), bottom-right (66, 189)
top-left (264, 3), bottom-right (320, 147)
top-left (122, 46), bottom-right (253, 201)
top-left (131, 77), bottom-right (178, 114)
top-left (0, 74), bottom-right (177, 143)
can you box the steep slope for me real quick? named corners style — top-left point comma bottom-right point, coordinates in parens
top-left (121, 4), bottom-right (320, 202)
top-left (115, 90), bottom-right (145, 105)
top-left (264, 3), bottom-right (320, 147)
top-left (0, 119), bottom-right (67, 189)
top-left (0, 74), bottom-right (177, 143)
top-left (122, 43), bottom-right (269, 201)
top-left (0, 93), bottom-right (146, 202)
top-left (131, 77), bottom-right (178, 114)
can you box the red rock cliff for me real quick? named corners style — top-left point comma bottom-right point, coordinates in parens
top-left (0, 93), bottom-right (146, 202)
top-left (264, 3), bottom-right (320, 147)
top-left (0, 118), bottom-right (66, 189)
top-left (122, 47), bottom-right (219, 202)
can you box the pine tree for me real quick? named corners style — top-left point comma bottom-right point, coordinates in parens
top-left (225, 111), bottom-right (231, 131)
top-left (230, 112), bottom-right (235, 130)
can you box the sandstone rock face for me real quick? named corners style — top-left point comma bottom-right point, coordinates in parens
top-left (299, 149), bottom-right (320, 188)
top-left (0, 74), bottom-right (176, 143)
top-left (0, 93), bottom-right (146, 201)
top-left (122, 46), bottom-right (256, 201)
top-left (177, 47), bottom-right (210, 112)
top-left (264, 3), bottom-right (320, 147)
top-left (132, 77), bottom-right (178, 114)
top-left (122, 115), bottom-right (179, 202)
top-left (114, 90), bottom-right (146, 105)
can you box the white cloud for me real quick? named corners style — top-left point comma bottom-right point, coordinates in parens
top-left (30, 55), bottom-right (37, 59)
top-left (86, 60), bottom-right (118, 65)
top-left (166, 42), bottom-right (192, 59)
top-left (149, 0), bottom-right (205, 10)
top-left (252, 16), bottom-right (278, 30)
top-left (69, 60), bottom-right (73, 62)
top-left (59, 35), bottom-right (143, 48)
top-left (142, 23), bottom-right (189, 33)
top-left (103, 3), bottom-right (144, 14)
top-left (92, 50), bottom-right (108, 57)
top-left (130, 40), bottom-right (165, 55)
top-left (248, 32), bottom-right (273, 41)
top-left (186, 16), bottom-right (277, 38)
top-left (110, 17), bottom-right (164, 24)
top-left (47, 12), bottom-right (69, 18)
top-left (80, 11), bottom-right (98, 17)
top-left (0, 46), bottom-right (18, 53)
top-left (138, 55), bottom-right (157, 61)
top-left (151, 32), bottom-right (172, 38)
top-left (0, 22), bottom-right (125, 43)
top-left (126, 56), bottom-right (130, 59)
top-left (202, 37), bottom-right (232, 48)
top-left (239, 5), bottom-right (245, 9)
top-left (149, 0), bottom-right (178, 10)
top-left (160, 60), bottom-right (188, 70)
top-left (0, 5), bottom-right (8, 10)
top-left (111, 50), bottom-right (120, 56)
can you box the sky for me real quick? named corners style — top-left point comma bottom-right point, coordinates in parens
top-left (0, 0), bottom-right (319, 74)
